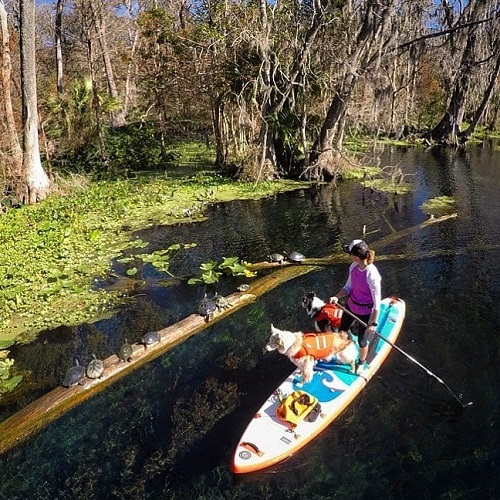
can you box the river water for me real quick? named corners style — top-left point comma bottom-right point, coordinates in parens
top-left (1, 142), bottom-right (500, 499)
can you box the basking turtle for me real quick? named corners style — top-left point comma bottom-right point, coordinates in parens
top-left (267, 253), bottom-right (285, 265)
top-left (284, 250), bottom-right (306, 263)
top-left (198, 294), bottom-right (217, 322)
top-left (141, 331), bottom-right (161, 349)
top-left (213, 293), bottom-right (231, 311)
top-left (63, 359), bottom-right (85, 388)
top-left (237, 284), bottom-right (250, 292)
top-left (118, 338), bottom-right (133, 362)
top-left (86, 354), bottom-right (105, 379)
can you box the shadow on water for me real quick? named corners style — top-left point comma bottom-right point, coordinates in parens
top-left (2, 144), bottom-right (500, 499)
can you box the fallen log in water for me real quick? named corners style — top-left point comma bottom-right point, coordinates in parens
top-left (0, 213), bottom-right (458, 455)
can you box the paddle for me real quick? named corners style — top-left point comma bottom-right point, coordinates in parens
top-left (336, 302), bottom-right (473, 408)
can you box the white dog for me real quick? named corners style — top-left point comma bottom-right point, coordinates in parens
top-left (302, 291), bottom-right (343, 332)
top-left (265, 324), bottom-right (357, 382)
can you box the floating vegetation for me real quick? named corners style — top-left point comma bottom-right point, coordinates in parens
top-left (420, 196), bottom-right (457, 217)
top-left (361, 165), bottom-right (414, 194)
top-left (0, 174), bottom-right (306, 344)
top-left (188, 257), bottom-right (256, 285)
top-left (117, 241), bottom-right (197, 277)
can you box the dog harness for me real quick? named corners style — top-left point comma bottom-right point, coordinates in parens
top-left (313, 303), bottom-right (343, 329)
top-left (293, 333), bottom-right (336, 359)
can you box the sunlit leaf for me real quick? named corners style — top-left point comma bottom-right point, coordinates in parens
top-left (200, 261), bottom-right (218, 271)
top-left (89, 229), bottom-right (101, 242)
top-left (219, 256), bottom-right (240, 268)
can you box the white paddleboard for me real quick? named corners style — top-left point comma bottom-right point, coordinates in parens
top-left (231, 296), bottom-right (406, 474)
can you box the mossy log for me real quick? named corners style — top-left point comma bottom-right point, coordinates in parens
top-left (0, 213), bottom-right (458, 456)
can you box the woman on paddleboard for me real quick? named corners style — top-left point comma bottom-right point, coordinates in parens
top-left (329, 240), bottom-right (381, 373)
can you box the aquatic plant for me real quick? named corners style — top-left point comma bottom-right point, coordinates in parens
top-left (420, 196), bottom-right (457, 217)
top-left (117, 241), bottom-right (197, 277)
top-left (187, 256), bottom-right (256, 285)
top-left (168, 378), bottom-right (240, 463)
top-left (0, 351), bottom-right (23, 395)
top-left (361, 164), bottom-right (414, 194)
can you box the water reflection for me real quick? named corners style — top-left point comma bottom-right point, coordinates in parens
top-left (1, 144), bottom-right (500, 499)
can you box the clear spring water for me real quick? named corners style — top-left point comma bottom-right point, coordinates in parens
top-left (1, 142), bottom-right (500, 499)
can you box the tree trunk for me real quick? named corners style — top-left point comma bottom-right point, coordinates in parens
top-left (429, 0), bottom-right (488, 145)
top-left (19, 0), bottom-right (51, 204)
top-left (308, 0), bottom-right (399, 178)
top-left (255, 0), bottom-right (277, 179)
top-left (460, 50), bottom-right (500, 142)
top-left (212, 93), bottom-right (226, 167)
top-left (55, 0), bottom-right (64, 93)
top-left (91, 0), bottom-right (126, 128)
top-left (313, 73), bottom-right (357, 156)
top-left (0, 0), bottom-right (23, 185)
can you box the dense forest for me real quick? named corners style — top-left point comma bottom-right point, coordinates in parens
top-left (1, 0), bottom-right (499, 203)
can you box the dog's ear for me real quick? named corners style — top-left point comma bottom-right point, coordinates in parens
top-left (273, 334), bottom-right (284, 348)
top-left (271, 323), bottom-right (281, 335)
top-left (305, 292), bottom-right (315, 299)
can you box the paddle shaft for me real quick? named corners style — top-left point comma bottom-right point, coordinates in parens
top-left (337, 302), bottom-right (472, 408)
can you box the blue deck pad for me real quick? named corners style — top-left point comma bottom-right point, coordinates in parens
top-left (315, 360), bottom-right (359, 386)
top-left (290, 300), bottom-right (400, 403)
top-left (292, 370), bottom-right (345, 402)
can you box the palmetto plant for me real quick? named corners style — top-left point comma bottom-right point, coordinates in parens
top-left (41, 77), bottom-right (120, 156)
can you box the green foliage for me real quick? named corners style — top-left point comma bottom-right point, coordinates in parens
top-left (0, 351), bottom-right (23, 395)
top-left (60, 124), bottom-right (162, 178)
top-left (187, 257), bottom-right (256, 285)
top-left (226, 46), bottom-right (262, 96)
top-left (41, 77), bottom-right (120, 158)
top-left (55, 130), bottom-right (217, 179)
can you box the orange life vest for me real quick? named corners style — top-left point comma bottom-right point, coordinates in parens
top-left (313, 303), bottom-right (343, 329)
top-left (293, 332), bottom-right (335, 359)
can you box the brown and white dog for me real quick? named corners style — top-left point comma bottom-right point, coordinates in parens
top-left (265, 324), bottom-right (357, 382)
top-left (302, 291), bottom-right (343, 332)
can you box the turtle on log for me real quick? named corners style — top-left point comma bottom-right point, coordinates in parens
top-left (140, 331), bottom-right (161, 349)
top-left (267, 253), bottom-right (285, 265)
top-left (284, 250), bottom-right (306, 263)
top-left (86, 354), bottom-right (105, 379)
top-left (118, 339), bottom-right (133, 362)
top-left (63, 359), bottom-right (85, 388)
top-left (198, 294), bottom-right (217, 322)
top-left (213, 293), bottom-right (231, 312)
